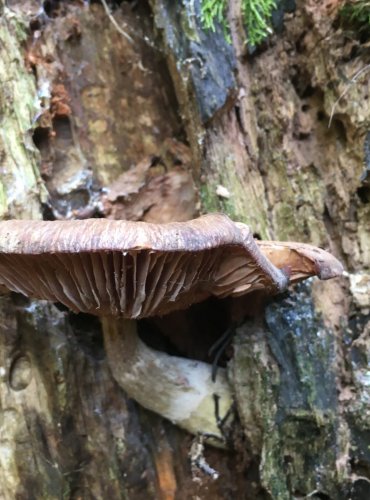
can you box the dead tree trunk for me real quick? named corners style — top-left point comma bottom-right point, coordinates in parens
top-left (0, 1), bottom-right (369, 499)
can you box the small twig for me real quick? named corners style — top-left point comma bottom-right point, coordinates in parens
top-left (213, 393), bottom-right (221, 427)
top-left (209, 326), bottom-right (235, 382)
top-left (328, 64), bottom-right (370, 128)
top-left (100, 0), bottom-right (134, 44)
top-left (213, 393), bottom-right (235, 430)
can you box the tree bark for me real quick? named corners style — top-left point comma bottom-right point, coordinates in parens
top-left (0, 1), bottom-right (369, 499)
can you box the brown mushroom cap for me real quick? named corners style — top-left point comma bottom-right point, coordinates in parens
top-left (0, 214), bottom-right (344, 318)
top-left (256, 240), bottom-right (344, 282)
top-left (0, 214), bottom-right (289, 318)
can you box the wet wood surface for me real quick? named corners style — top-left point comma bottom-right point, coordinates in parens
top-left (0, 1), bottom-right (369, 498)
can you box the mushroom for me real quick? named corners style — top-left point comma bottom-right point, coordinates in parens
top-left (0, 214), bottom-right (343, 445)
top-left (256, 240), bottom-right (344, 282)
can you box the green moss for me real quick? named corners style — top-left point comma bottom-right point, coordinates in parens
top-left (266, 159), bottom-right (328, 244)
top-left (272, 201), bottom-right (299, 240)
top-left (200, 179), bottom-right (244, 223)
top-left (200, 182), bottom-right (222, 213)
top-left (340, 1), bottom-right (370, 37)
top-left (241, 0), bottom-right (277, 45)
top-left (341, 1), bottom-right (370, 24)
top-left (0, 9), bottom-right (47, 219)
top-left (199, 162), bottom-right (271, 237)
top-left (200, 0), bottom-right (230, 41)
top-left (200, 0), bottom-right (277, 46)
top-left (0, 181), bottom-right (7, 219)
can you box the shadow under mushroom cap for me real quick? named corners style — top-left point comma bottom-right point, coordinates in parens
top-left (0, 214), bottom-right (343, 318)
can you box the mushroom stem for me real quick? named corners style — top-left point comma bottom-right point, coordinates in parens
top-left (101, 317), bottom-right (233, 447)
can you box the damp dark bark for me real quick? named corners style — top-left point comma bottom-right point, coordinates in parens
top-left (0, 1), bottom-right (369, 499)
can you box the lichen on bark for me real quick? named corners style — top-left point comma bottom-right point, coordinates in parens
top-left (0, 5), bottom-right (46, 219)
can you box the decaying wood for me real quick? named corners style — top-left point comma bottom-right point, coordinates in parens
top-left (151, 0), bottom-right (369, 498)
top-left (0, 2), bottom-right (248, 498)
top-left (0, 0), bottom-right (369, 498)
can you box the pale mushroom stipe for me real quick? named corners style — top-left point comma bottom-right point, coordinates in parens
top-left (0, 214), bottom-right (343, 446)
